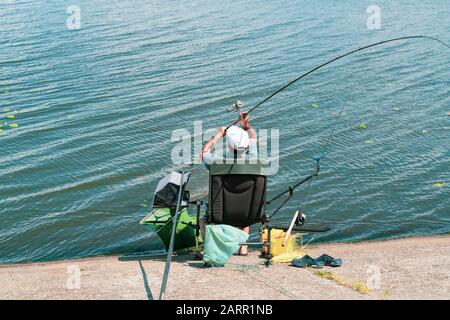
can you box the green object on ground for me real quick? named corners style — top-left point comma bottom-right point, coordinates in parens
top-left (311, 102), bottom-right (319, 108)
top-left (6, 115), bottom-right (15, 119)
top-left (9, 123), bottom-right (19, 128)
top-left (203, 224), bottom-right (249, 267)
top-left (365, 139), bottom-right (374, 144)
top-left (357, 123), bottom-right (367, 129)
top-left (140, 207), bottom-right (202, 251)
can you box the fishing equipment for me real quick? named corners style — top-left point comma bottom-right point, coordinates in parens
top-left (140, 207), bottom-right (201, 250)
top-left (226, 99), bottom-right (244, 113)
top-left (227, 35), bottom-right (449, 128)
top-left (261, 228), bottom-right (301, 259)
top-left (224, 35), bottom-right (449, 242)
top-left (137, 35), bottom-right (449, 300)
top-left (157, 171), bottom-right (188, 300)
top-left (152, 171), bottom-right (190, 208)
top-left (196, 162), bottom-right (330, 264)
top-left (203, 224), bottom-right (249, 267)
top-left (141, 171), bottom-right (198, 251)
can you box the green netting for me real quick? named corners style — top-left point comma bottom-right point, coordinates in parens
top-left (203, 224), bottom-right (249, 267)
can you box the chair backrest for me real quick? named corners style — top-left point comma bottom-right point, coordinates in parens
top-left (207, 163), bottom-right (267, 227)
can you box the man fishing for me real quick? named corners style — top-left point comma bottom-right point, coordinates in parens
top-left (201, 105), bottom-right (257, 167)
top-left (200, 101), bottom-right (257, 255)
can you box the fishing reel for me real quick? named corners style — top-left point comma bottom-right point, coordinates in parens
top-left (226, 100), bottom-right (244, 114)
top-left (295, 212), bottom-right (306, 226)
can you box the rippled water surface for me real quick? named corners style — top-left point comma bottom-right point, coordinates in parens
top-left (0, 0), bottom-right (449, 263)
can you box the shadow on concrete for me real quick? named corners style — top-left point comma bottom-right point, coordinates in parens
top-left (138, 260), bottom-right (154, 300)
top-left (119, 253), bottom-right (196, 263)
top-left (186, 261), bottom-right (208, 269)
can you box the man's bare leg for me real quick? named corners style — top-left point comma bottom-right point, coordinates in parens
top-left (194, 218), bottom-right (206, 259)
top-left (239, 226), bottom-right (250, 255)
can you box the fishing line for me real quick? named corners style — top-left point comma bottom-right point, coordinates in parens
top-left (227, 35), bottom-right (449, 130)
top-left (239, 35), bottom-right (449, 233)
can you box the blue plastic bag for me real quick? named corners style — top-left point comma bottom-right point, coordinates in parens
top-left (203, 224), bottom-right (249, 267)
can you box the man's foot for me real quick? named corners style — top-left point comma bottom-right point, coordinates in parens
top-left (238, 246), bottom-right (248, 256)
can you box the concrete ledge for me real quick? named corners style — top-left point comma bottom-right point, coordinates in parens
top-left (1, 235), bottom-right (448, 300)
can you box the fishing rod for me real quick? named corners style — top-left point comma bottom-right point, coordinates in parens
top-left (226, 35), bottom-right (449, 129)
top-left (248, 36), bottom-right (449, 207)
top-left (154, 36), bottom-right (449, 288)
top-left (224, 35), bottom-right (449, 242)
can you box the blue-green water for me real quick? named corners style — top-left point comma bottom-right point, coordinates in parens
top-left (0, 0), bottom-right (449, 263)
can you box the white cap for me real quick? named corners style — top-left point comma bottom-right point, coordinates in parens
top-left (226, 125), bottom-right (249, 151)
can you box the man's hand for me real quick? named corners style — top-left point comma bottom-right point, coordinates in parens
top-left (239, 112), bottom-right (250, 130)
top-left (238, 112), bottom-right (256, 140)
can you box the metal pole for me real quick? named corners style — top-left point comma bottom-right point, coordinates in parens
top-left (194, 200), bottom-right (201, 257)
top-left (159, 171), bottom-right (185, 300)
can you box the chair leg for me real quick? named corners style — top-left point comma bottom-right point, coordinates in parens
top-left (265, 226), bottom-right (272, 267)
top-left (194, 200), bottom-right (202, 260)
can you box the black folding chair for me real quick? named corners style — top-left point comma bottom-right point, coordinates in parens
top-left (194, 162), bottom-right (330, 266)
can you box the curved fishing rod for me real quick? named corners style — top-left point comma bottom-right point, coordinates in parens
top-left (226, 35), bottom-right (449, 130)
top-left (150, 36), bottom-right (450, 298)
top-left (243, 35), bottom-right (449, 234)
